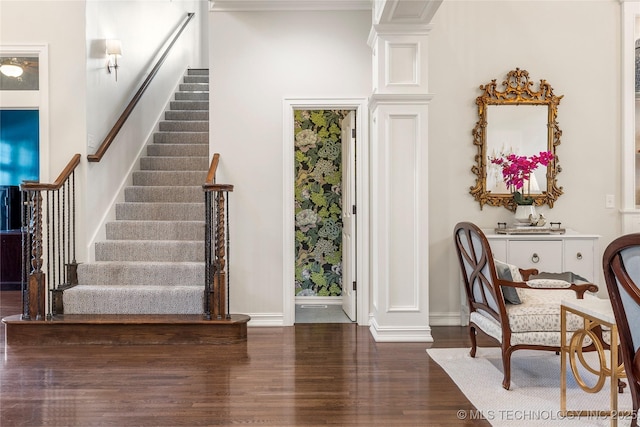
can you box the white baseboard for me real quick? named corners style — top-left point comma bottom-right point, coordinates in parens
top-left (245, 311), bottom-right (462, 330)
top-left (246, 313), bottom-right (285, 327)
top-left (368, 318), bottom-right (434, 343)
top-left (429, 311), bottom-right (464, 326)
top-left (295, 296), bottom-right (342, 305)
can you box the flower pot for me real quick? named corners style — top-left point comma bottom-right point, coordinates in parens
top-left (514, 205), bottom-right (538, 224)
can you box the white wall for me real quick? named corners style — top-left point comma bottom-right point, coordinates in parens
top-left (428, 1), bottom-right (621, 324)
top-left (209, 10), bottom-right (372, 322)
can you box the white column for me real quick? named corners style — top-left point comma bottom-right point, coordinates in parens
top-left (368, 19), bottom-right (434, 342)
top-left (621, 2), bottom-right (640, 233)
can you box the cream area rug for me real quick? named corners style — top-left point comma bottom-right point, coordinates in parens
top-left (427, 347), bottom-right (634, 427)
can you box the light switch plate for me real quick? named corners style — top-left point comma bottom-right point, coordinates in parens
top-left (606, 194), bottom-right (615, 208)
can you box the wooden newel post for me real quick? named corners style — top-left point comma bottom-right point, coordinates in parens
top-left (211, 270), bottom-right (226, 319)
top-left (26, 190), bottom-right (46, 320)
top-left (211, 191), bottom-right (227, 319)
top-left (203, 182), bottom-right (233, 320)
top-left (28, 272), bottom-right (46, 320)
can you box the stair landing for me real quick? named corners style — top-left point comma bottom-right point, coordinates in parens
top-left (2, 313), bottom-right (250, 345)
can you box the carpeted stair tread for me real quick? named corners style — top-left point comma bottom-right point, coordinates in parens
top-left (124, 186), bottom-right (202, 203)
top-left (178, 83), bottom-right (209, 92)
top-left (146, 143), bottom-right (208, 157)
top-left (77, 261), bottom-right (204, 287)
top-left (159, 120), bottom-right (208, 132)
top-left (169, 100), bottom-right (208, 110)
top-left (139, 156), bottom-right (208, 171)
top-left (175, 92), bottom-right (209, 101)
top-left (153, 132), bottom-right (208, 144)
top-left (182, 75), bottom-right (208, 84)
top-left (106, 220), bottom-right (204, 240)
top-left (115, 202), bottom-right (204, 221)
top-left (63, 284), bottom-right (204, 315)
top-left (132, 170), bottom-right (207, 186)
top-left (95, 240), bottom-right (203, 262)
top-left (164, 110), bottom-right (208, 121)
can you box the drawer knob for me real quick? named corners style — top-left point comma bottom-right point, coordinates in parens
top-left (531, 253), bottom-right (540, 263)
top-left (576, 252), bottom-right (583, 260)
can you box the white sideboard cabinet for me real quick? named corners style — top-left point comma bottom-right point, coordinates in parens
top-left (482, 229), bottom-right (600, 282)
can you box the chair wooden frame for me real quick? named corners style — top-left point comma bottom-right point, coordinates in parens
top-left (603, 234), bottom-right (640, 427)
top-left (454, 222), bottom-right (598, 390)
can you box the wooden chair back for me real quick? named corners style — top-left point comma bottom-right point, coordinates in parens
top-left (603, 233), bottom-right (640, 421)
top-left (453, 222), bottom-right (508, 327)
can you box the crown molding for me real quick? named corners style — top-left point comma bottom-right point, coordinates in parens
top-left (210, 0), bottom-right (372, 12)
top-left (374, 0), bottom-right (442, 25)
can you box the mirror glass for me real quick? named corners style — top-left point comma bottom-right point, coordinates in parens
top-left (485, 105), bottom-right (548, 194)
top-left (470, 68), bottom-right (563, 211)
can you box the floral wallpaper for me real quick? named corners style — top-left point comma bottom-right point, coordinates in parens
top-left (294, 110), bottom-right (348, 297)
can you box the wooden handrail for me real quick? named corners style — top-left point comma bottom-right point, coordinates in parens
top-left (205, 153), bottom-right (221, 184)
top-left (203, 183), bottom-right (234, 192)
top-left (21, 154), bottom-right (81, 191)
top-left (87, 12), bottom-right (195, 162)
top-left (203, 154), bottom-right (232, 191)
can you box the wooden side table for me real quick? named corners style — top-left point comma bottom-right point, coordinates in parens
top-left (560, 298), bottom-right (630, 427)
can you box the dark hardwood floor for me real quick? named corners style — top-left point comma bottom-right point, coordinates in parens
top-left (0, 291), bottom-right (493, 426)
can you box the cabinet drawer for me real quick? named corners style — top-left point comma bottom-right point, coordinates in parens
top-left (508, 240), bottom-right (563, 273)
top-left (488, 239), bottom-right (507, 262)
top-left (563, 239), bottom-right (595, 281)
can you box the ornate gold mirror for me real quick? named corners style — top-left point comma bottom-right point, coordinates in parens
top-left (469, 68), bottom-right (563, 211)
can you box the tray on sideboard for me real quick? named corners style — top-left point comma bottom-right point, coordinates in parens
top-left (494, 226), bottom-right (566, 235)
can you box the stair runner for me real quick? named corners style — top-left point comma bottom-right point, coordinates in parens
top-left (64, 69), bottom-right (209, 314)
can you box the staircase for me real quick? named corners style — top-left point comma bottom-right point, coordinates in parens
top-left (2, 69), bottom-right (249, 345)
top-left (64, 69), bottom-right (211, 315)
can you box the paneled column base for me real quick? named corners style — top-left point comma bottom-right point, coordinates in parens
top-left (369, 318), bottom-right (433, 343)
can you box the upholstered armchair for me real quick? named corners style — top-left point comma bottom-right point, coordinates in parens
top-left (453, 222), bottom-right (599, 390)
top-left (603, 234), bottom-right (640, 427)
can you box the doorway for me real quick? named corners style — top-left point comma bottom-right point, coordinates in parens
top-left (0, 45), bottom-right (48, 291)
top-left (282, 98), bottom-right (369, 326)
top-left (293, 109), bottom-right (355, 323)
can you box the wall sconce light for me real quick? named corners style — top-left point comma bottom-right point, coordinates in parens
top-left (0, 59), bottom-right (24, 78)
top-left (106, 39), bottom-right (122, 81)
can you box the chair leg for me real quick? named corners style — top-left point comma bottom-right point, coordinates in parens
top-left (618, 379), bottom-right (627, 394)
top-left (501, 347), bottom-right (512, 390)
top-left (469, 325), bottom-right (477, 358)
